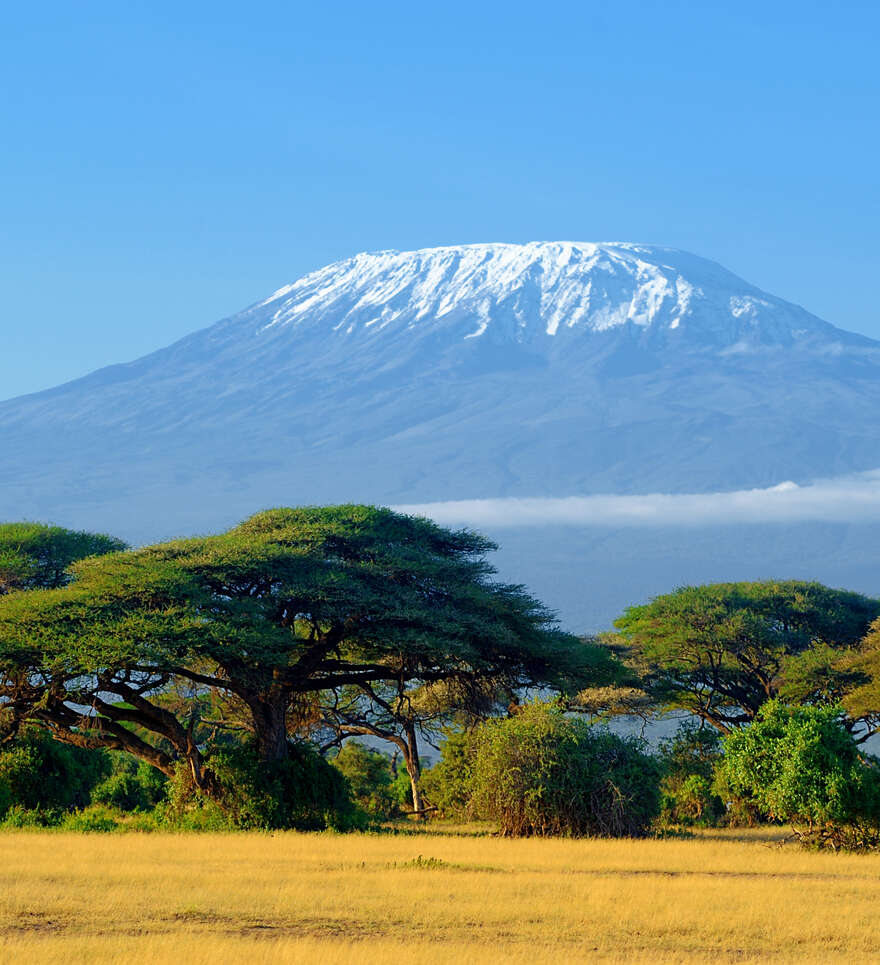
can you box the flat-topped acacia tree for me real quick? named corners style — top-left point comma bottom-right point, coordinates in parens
top-left (0, 505), bottom-right (607, 797)
top-left (614, 581), bottom-right (880, 736)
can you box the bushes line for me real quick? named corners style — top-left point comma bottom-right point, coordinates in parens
top-left (3, 699), bottom-right (880, 848)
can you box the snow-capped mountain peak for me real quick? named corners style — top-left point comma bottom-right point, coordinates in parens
top-left (244, 241), bottom-right (835, 350)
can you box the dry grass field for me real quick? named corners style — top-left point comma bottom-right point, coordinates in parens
top-left (1, 827), bottom-right (879, 964)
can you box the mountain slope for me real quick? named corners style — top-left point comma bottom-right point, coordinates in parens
top-left (2, 241), bottom-right (879, 550)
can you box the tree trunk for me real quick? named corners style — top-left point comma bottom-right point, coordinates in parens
top-left (403, 723), bottom-right (424, 819)
top-left (249, 695), bottom-right (290, 762)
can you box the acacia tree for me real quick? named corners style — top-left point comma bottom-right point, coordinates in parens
top-left (0, 505), bottom-right (608, 803)
top-left (614, 581), bottom-right (880, 736)
top-left (0, 522), bottom-right (125, 594)
top-left (840, 617), bottom-right (880, 728)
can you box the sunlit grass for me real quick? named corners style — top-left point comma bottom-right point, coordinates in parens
top-left (1, 827), bottom-right (878, 963)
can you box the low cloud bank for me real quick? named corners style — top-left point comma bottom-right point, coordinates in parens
top-left (395, 470), bottom-right (880, 529)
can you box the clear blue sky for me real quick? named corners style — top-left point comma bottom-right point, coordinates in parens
top-left (2, 1), bottom-right (878, 400)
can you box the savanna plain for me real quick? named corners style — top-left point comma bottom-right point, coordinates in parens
top-left (2, 826), bottom-right (879, 964)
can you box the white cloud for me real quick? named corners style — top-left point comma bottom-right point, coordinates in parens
top-left (395, 470), bottom-right (880, 529)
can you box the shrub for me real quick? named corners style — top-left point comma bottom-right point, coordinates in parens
top-left (330, 742), bottom-right (398, 819)
top-left (0, 776), bottom-right (11, 817)
top-left (163, 741), bottom-right (362, 831)
top-left (389, 762), bottom-right (415, 813)
top-left (420, 727), bottom-right (478, 818)
top-left (715, 701), bottom-right (880, 848)
top-left (711, 765), bottom-right (770, 828)
top-left (59, 805), bottom-right (123, 833)
top-left (0, 805), bottom-right (58, 829)
top-left (151, 787), bottom-right (231, 832)
top-left (657, 721), bottom-right (725, 826)
top-left (469, 701), bottom-right (661, 837)
top-left (0, 729), bottom-right (110, 811)
top-left (91, 758), bottom-right (167, 812)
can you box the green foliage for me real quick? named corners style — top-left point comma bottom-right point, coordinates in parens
top-left (657, 721), bottom-right (725, 826)
top-left (615, 581), bottom-right (880, 731)
top-left (673, 775), bottom-right (715, 821)
top-left (91, 756), bottom-right (167, 812)
top-left (420, 727), bottom-right (479, 818)
top-left (198, 741), bottom-right (360, 830)
top-left (0, 776), bottom-right (10, 817)
top-left (469, 701), bottom-right (661, 837)
top-left (58, 804), bottom-right (124, 833)
top-left (710, 763), bottom-right (768, 828)
top-left (151, 785), bottom-right (231, 831)
top-left (778, 642), bottom-right (868, 708)
top-left (840, 617), bottom-right (880, 727)
top-left (331, 742), bottom-right (398, 819)
top-left (389, 763), bottom-right (414, 812)
top-left (716, 701), bottom-right (880, 846)
top-left (0, 522), bottom-right (125, 593)
top-left (0, 730), bottom-right (110, 811)
top-left (0, 805), bottom-right (58, 829)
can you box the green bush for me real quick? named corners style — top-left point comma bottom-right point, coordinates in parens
top-left (0, 805), bottom-right (58, 829)
top-left (59, 805), bottom-right (123, 833)
top-left (151, 786), bottom-right (231, 832)
top-left (389, 763), bottom-right (414, 812)
top-left (162, 741), bottom-right (362, 831)
top-left (91, 757), bottom-right (167, 812)
top-left (420, 727), bottom-right (478, 818)
top-left (91, 772), bottom-right (156, 812)
top-left (711, 765), bottom-right (770, 828)
top-left (715, 701), bottom-right (880, 848)
top-left (0, 730), bottom-right (110, 811)
top-left (0, 776), bottom-right (11, 818)
top-left (469, 701), bottom-right (661, 837)
top-left (657, 721), bottom-right (725, 826)
top-left (331, 742), bottom-right (398, 819)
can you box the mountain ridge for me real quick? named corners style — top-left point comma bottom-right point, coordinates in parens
top-left (5, 241), bottom-right (877, 408)
top-left (2, 241), bottom-right (880, 566)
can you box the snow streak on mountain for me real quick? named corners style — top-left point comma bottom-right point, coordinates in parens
top-left (238, 241), bottom-right (848, 349)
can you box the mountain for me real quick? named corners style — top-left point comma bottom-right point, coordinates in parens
top-left (3, 241), bottom-right (880, 627)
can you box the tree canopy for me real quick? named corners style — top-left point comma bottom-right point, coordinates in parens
top-left (839, 617), bottom-right (880, 726)
top-left (0, 522), bottom-right (126, 594)
top-left (0, 505), bottom-right (614, 803)
top-left (614, 581), bottom-right (880, 734)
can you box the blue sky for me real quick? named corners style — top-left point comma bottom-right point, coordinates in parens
top-left (2, 1), bottom-right (878, 400)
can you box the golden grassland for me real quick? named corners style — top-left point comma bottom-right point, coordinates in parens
top-left (2, 826), bottom-right (880, 964)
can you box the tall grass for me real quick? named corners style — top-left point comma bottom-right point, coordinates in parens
top-left (1, 828), bottom-right (877, 963)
